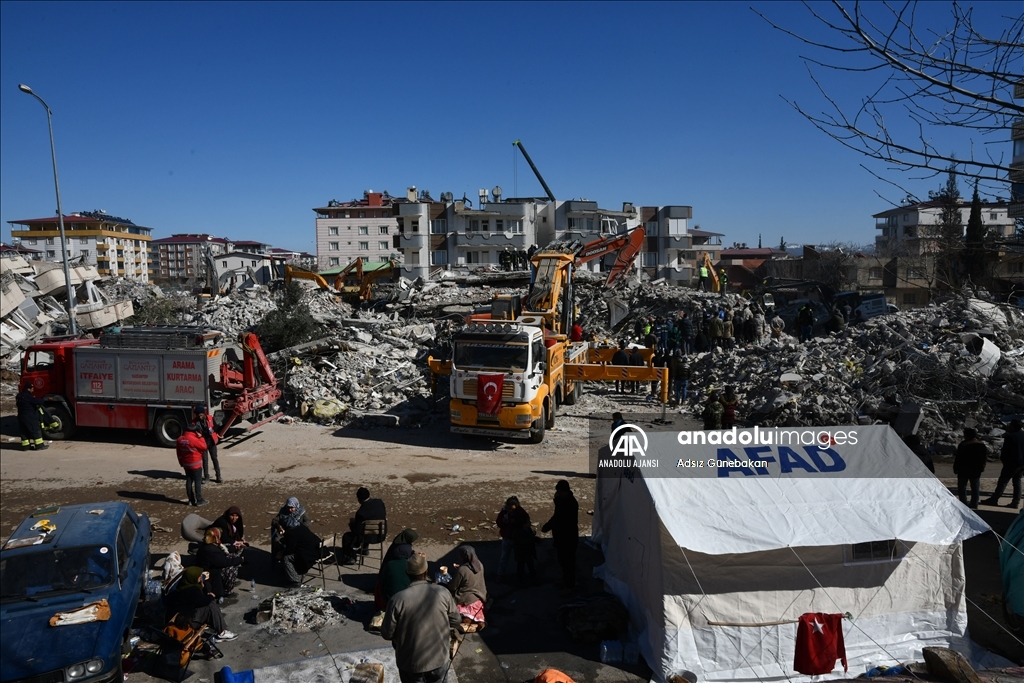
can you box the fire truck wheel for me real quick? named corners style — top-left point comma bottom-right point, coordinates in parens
top-left (529, 410), bottom-right (546, 444)
top-left (43, 406), bottom-right (76, 440)
top-left (154, 411), bottom-right (187, 448)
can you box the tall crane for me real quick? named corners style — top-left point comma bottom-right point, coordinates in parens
top-left (513, 139), bottom-right (555, 202)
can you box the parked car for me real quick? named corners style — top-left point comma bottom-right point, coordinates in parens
top-left (0, 502), bottom-right (151, 683)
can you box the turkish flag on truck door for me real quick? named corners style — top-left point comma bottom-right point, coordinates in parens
top-left (477, 374), bottom-right (504, 415)
top-left (793, 613), bottom-right (847, 675)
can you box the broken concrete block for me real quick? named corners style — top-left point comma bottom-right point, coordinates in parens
top-left (921, 646), bottom-right (981, 683)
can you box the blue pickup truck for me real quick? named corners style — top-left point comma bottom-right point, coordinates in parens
top-left (1, 501), bottom-right (151, 683)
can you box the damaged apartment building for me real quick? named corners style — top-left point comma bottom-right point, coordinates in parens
top-left (314, 187), bottom-right (722, 284)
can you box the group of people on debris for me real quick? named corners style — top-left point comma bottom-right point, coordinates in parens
top-left (174, 404), bottom-right (225, 507)
top-left (498, 248), bottom-right (530, 271)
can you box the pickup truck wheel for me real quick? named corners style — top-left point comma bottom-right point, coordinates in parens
top-left (43, 406), bottom-right (76, 440)
top-left (154, 412), bottom-right (187, 448)
top-left (529, 410), bottom-right (546, 444)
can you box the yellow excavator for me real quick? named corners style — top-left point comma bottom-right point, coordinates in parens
top-left (700, 252), bottom-right (720, 292)
top-left (334, 258), bottom-right (400, 302)
top-left (283, 265), bottom-right (330, 289)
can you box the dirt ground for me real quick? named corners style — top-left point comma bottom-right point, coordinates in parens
top-left (2, 389), bottom-right (1022, 681)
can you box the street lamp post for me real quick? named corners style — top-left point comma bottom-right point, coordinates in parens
top-left (18, 84), bottom-right (78, 336)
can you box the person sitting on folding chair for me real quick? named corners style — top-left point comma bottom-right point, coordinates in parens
top-left (163, 567), bottom-right (237, 641)
top-left (276, 519), bottom-right (323, 587)
top-left (340, 486), bottom-right (386, 565)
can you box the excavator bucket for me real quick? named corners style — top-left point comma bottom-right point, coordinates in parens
top-left (605, 229), bottom-right (646, 286)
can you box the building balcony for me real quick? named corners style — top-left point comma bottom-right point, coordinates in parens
top-left (399, 232), bottom-right (427, 248)
top-left (456, 231), bottom-right (529, 248)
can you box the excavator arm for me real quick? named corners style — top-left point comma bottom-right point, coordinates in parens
top-left (359, 260), bottom-right (398, 300)
top-left (284, 264), bottom-right (330, 289)
top-left (701, 253), bottom-right (720, 292)
top-left (333, 258), bottom-right (363, 291)
top-left (573, 227), bottom-right (646, 286)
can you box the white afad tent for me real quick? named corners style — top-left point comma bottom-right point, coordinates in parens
top-left (593, 425), bottom-right (992, 682)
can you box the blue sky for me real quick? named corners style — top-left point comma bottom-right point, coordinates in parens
top-left (1, 1), bottom-right (1016, 254)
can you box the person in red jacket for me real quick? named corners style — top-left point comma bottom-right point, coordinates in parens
top-left (177, 423), bottom-right (209, 507)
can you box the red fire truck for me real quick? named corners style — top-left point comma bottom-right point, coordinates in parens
top-left (18, 326), bottom-right (282, 447)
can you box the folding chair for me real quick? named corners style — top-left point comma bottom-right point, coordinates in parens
top-left (303, 539), bottom-right (335, 589)
top-left (358, 519), bottom-right (387, 569)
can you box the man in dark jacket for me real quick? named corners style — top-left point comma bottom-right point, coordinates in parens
top-left (679, 313), bottom-right (694, 355)
top-left (381, 554), bottom-right (461, 682)
top-left (278, 522), bottom-right (323, 587)
top-left (341, 486), bottom-right (387, 563)
top-left (611, 341), bottom-right (630, 394)
top-left (983, 419), bottom-right (1024, 508)
top-left (16, 385), bottom-right (50, 450)
top-left (953, 428), bottom-right (987, 508)
top-left (627, 346), bottom-right (645, 394)
top-left (542, 480), bottom-right (579, 594)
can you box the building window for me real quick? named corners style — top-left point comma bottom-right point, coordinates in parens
top-left (466, 251), bottom-right (481, 264)
top-left (412, 220), bottom-right (420, 232)
top-left (868, 267), bottom-right (883, 280)
top-left (645, 221), bottom-right (659, 236)
top-left (46, 237), bottom-right (55, 245)
top-left (329, 242), bottom-right (339, 251)
top-left (908, 267), bottom-right (927, 279)
top-left (902, 214), bottom-right (910, 222)
top-left (431, 250), bottom-right (448, 265)
top-left (990, 213), bottom-right (998, 220)
top-left (903, 293), bottom-right (918, 305)
top-left (80, 250), bottom-right (89, 257)
top-left (329, 257), bottom-right (340, 266)
top-left (329, 226), bottom-right (339, 236)
top-left (430, 219), bottom-right (447, 234)
top-left (845, 540), bottom-right (904, 564)
top-left (361, 256), bottom-right (369, 262)
top-left (222, 261), bottom-right (228, 268)
top-left (586, 218), bottom-right (595, 232)
top-left (496, 219), bottom-right (504, 232)
top-left (378, 241), bottom-right (388, 250)
top-left (508, 219), bottom-right (523, 234)
top-left (469, 220), bottom-right (480, 233)
top-left (378, 226), bottom-right (388, 235)
top-left (79, 237), bottom-right (89, 244)
top-left (642, 252), bottom-right (658, 267)
top-left (47, 250), bottom-right (56, 257)
top-left (356, 226), bottom-right (368, 235)
top-left (567, 217), bottom-right (580, 230)
top-left (358, 211), bottom-right (366, 218)
top-left (359, 241), bottom-right (369, 250)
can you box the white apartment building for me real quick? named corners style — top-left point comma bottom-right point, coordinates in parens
top-left (874, 199), bottom-right (1013, 254)
top-left (314, 192), bottom-right (400, 270)
top-left (8, 210), bottom-right (153, 282)
top-left (217, 251), bottom-right (273, 289)
top-left (150, 234), bottom-right (232, 284)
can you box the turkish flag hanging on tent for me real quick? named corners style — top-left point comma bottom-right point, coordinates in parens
top-left (793, 612), bottom-right (847, 675)
top-left (477, 374), bottom-right (504, 415)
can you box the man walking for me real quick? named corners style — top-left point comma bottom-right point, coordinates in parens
top-left (542, 480), bottom-right (579, 595)
top-left (176, 423), bottom-right (209, 507)
top-left (983, 419), bottom-right (1024, 508)
top-left (381, 554), bottom-right (461, 683)
top-left (953, 428), bottom-right (987, 508)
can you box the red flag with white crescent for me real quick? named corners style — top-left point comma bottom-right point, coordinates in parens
top-left (477, 373), bottom-right (504, 415)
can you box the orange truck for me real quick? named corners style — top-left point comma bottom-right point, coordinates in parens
top-left (18, 327), bottom-right (282, 447)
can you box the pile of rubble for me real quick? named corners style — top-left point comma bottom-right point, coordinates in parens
top-left (257, 588), bottom-right (353, 634)
top-left (675, 297), bottom-right (1024, 448)
top-left (1, 255), bottom-right (134, 365)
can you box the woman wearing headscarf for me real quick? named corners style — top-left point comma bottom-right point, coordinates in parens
top-left (271, 496), bottom-right (310, 556)
top-left (448, 545), bottom-right (487, 632)
top-left (163, 566), bottom-right (237, 641)
top-left (211, 506), bottom-right (247, 549)
top-left (195, 526), bottom-right (243, 599)
top-left (375, 529), bottom-right (420, 610)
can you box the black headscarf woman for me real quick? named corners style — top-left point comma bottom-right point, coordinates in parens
top-left (375, 529), bottom-right (419, 610)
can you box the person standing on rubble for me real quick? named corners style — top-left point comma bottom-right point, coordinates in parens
top-left (611, 341), bottom-right (630, 394)
top-left (953, 428), bottom-right (987, 508)
top-left (678, 312), bottom-right (693, 355)
top-left (702, 391), bottom-right (724, 431)
top-left (797, 303), bottom-right (815, 342)
top-left (770, 311), bottom-right (786, 339)
top-left (193, 404), bottom-right (221, 484)
top-left (16, 383), bottom-right (49, 451)
top-left (719, 386), bottom-right (739, 429)
top-left (983, 419), bottom-right (1024, 508)
top-left (709, 313), bottom-right (724, 349)
top-left (669, 350), bottom-right (690, 404)
top-left (542, 480), bottom-right (579, 595)
top-left (650, 346), bottom-right (668, 397)
top-left (698, 263), bottom-right (710, 292)
top-left (722, 309), bottom-right (735, 350)
top-left (752, 306), bottom-right (767, 345)
top-left (719, 268), bottom-right (729, 295)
